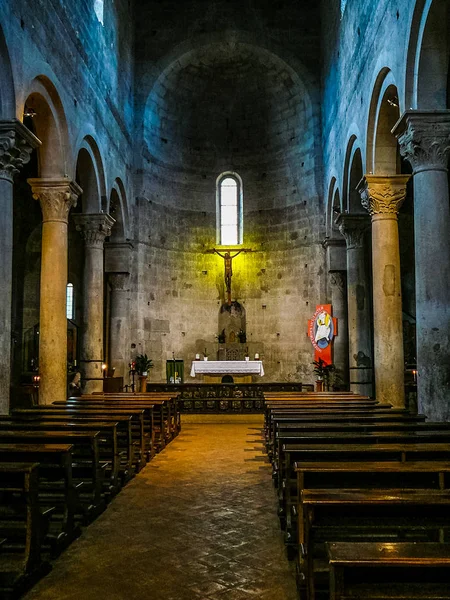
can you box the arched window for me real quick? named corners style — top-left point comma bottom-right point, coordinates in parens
top-left (66, 283), bottom-right (75, 320)
top-left (217, 173), bottom-right (243, 245)
top-left (94, 0), bottom-right (104, 25)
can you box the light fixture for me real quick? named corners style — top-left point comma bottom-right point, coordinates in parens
top-left (23, 105), bottom-right (37, 118)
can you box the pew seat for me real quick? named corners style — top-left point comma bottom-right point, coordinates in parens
top-left (326, 541), bottom-right (450, 600)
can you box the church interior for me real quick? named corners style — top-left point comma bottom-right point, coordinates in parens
top-left (1, 0), bottom-right (450, 598)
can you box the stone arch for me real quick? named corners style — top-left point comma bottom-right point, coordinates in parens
top-left (342, 132), bottom-right (365, 213)
top-left (0, 24), bottom-right (15, 119)
top-left (74, 135), bottom-right (107, 212)
top-left (23, 75), bottom-right (70, 178)
top-left (405, 0), bottom-right (450, 109)
top-left (367, 69), bottom-right (401, 175)
top-left (109, 178), bottom-right (129, 240)
top-left (326, 175), bottom-right (342, 238)
top-left (367, 68), bottom-right (399, 174)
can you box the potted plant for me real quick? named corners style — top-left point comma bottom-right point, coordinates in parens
top-left (312, 357), bottom-right (326, 392)
top-left (135, 353), bottom-right (153, 392)
top-left (313, 358), bottom-right (340, 391)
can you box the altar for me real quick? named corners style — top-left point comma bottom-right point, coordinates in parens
top-left (190, 360), bottom-right (265, 383)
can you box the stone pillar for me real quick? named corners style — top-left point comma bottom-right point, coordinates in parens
top-left (394, 110), bottom-right (450, 420)
top-left (28, 178), bottom-right (82, 404)
top-left (336, 214), bottom-right (373, 396)
top-left (358, 175), bottom-right (410, 408)
top-left (323, 237), bottom-right (349, 388)
top-left (73, 214), bottom-right (115, 393)
top-left (329, 271), bottom-right (349, 389)
top-left (0, 121), bottom-right (40, 413)
top-left (108, 273), bottom-right (131, 380)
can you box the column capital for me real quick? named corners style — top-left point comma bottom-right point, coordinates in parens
top-left (358, 174), bottom-right (410, 217)
top-left (321, 237), bottom-right (346, 250)
top-left (108, 273), bottom-right (130, 292)
top-left (393, 110), bottom-right (450, 173)
top-left (0, 119), bottom-right (41, 182)
top-left (28, 177), bottom-right (82, 224)
top-left (335, 213), bottom-right (370, 249)
top-left (73, 213), bottom-right (115, 248)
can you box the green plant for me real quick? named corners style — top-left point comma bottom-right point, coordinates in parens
top-left (312, 357), bottom-right (327, 379)
top-left (135, 353), bottom-right (153, 375)
top-left (313, 358), bottom-right (340, 391)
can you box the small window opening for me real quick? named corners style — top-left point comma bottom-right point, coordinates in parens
top-left (217, 173), bottom-right (242, 245)
top-left (66, 283), bottom-right (75, 320)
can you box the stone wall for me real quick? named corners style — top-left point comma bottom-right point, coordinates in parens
top-left (131, 0), bottom-right (326, 383)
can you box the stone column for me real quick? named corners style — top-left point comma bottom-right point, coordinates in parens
top-left (394, 110), bottom-right (450, 420)
top-left (108, 273), bottom-right (131, 380)
top-left (336, 214), bottom-right (373, 396)
top-left (358, 175), bottom-right (410, 407)
top-left (0, 120), bottom-right (40, 413)
top-left (73, 214), bottom-right (115, 393)
top-left (329, 271), bottom-right (349, 389)
top-left (28, 178), bottom-right (82, 404)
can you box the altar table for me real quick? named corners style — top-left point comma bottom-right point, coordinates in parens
top-left (190, 360), bottom-right (264, 383)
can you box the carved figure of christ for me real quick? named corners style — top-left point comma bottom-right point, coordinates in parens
top-left (205, 248), bottom-right (253, 305)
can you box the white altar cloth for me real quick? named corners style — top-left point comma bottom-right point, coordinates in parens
top-left (190, 360), bottom-right (265, 378)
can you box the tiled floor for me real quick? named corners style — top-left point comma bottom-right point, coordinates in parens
top-left (25, 421), bottom-right (298, 600)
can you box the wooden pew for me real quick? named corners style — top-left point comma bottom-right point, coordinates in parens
top-left (0, 463), bottom-right (52, 599)
top-left (0, 443), bottom-right (78, 555)
top-left (0, 414), bottom-right (134, 485)
top-left (326, 541), bottom-right (450, 600)
top-left (0, 419), bottom-right (123, 494)
top-left (280, 440), bottom-right (450, 545)
top-left (13, 407), bottom-right (146, 473)
top-left (295, 461), bottom-right (450, 600)
top-left (76, 392), bottom-right (180, 445)
top-left (59, 399), bottom-right (159, 456)
top-left (267, 410), bottom-right (425, 455)
top-left (0, 430), bottom-right (106, 522)
top-left (273, 422), bottom-right (450, 466)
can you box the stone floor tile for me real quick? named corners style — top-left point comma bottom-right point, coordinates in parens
top-left (24, 422), bottom-right (298, 600)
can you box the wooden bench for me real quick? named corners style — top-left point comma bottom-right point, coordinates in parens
top-left (296, 462), bottom-right (450, 600)
top-left (0, 429), bottom-right (106, 521)
top-left (80, 392), bottom-right (181, 441)
top-left (268, 412), bottom-right (426, 455)
top-left (60, 399), bottom-right (159, 456)
top-left (0, 463), bottom-right (52, 599)
top-left (79, 392), bottom-right (180, 440)
top-left (14, 407), bottom-right (146, 473)
top-left (326, 541), bottom-right (450, 599)
top-left (0, 414), bottom-right (135, 485)
top-left (0, 443), bottom-right (78, 555)
top-left (273, 422), bottom-right (450, 465)
top-left (0, 419), bottom-right (122, 495)
top-left (279, 441), bottom-right (450, 545)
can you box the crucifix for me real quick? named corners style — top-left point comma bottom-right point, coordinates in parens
top-left (205, 248), bottom-right (253, 305)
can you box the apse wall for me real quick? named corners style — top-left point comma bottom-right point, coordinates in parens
top-left (133, 1), bottom-right (325, 382)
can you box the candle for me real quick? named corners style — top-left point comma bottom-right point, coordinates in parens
top-left (255, 353), bottom-right (259, 360)
top-left (195, 353), bottom-right (200, 360)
